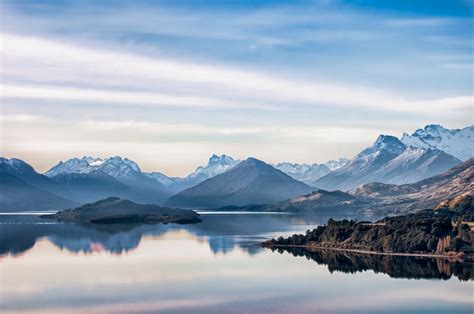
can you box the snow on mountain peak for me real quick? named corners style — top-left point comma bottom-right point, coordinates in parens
top-left (359, 135), bottom-right (406, 157)
top-left (85, 156), bottom-right (104, 166)
top-left (0, 157), bottom-right (34, 174)
top-left (208, 154), bottom-right (235, 165)
top-left (273, 157), bottom-right (349, 186)
top-left (324, 158), bottom-right (350, 171)
top-left (400, 124), bottom-right (473, 161)
top-left (189, 154), bottom-right (239, 179)
top-left (44, 156), bottom-right (142, 178)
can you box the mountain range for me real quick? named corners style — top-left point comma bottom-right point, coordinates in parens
top-left (314, 134), bottom-right (462, 191)
top-left (224, 157), bottom-right (473, 216)
top-left (1, 124), bottom-right (472, 212)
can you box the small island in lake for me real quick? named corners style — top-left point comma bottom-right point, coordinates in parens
top-left (262, 195), bottom-right (473, 258)
top-left (42, 197), bottom-right (202, 224)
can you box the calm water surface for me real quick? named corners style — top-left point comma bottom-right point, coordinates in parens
top-left (0, 213), bottom-right (472, 314)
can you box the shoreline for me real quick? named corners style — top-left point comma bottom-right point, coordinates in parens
top-left (262, 243), bottom-right (472, 260)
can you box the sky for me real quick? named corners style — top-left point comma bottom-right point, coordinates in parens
top-left (0, 0), bottom-right (473, 176)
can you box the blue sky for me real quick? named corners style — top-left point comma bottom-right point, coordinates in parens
top-left (0, 0), bottom-right (472, 175)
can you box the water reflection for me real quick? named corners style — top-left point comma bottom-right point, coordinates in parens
top-left (0, 213), bottom-right (332, 257)
top-left (1, 213), bottom-right (473, 314)
top-left (1, 213), bottom-right (472, 281)
top-left (269, 247), bottom-right (474, 281)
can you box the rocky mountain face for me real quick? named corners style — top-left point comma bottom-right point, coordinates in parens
top-left (166, 158), bottom-right (315, 208)
top-left (401, 124), bottom-right (473, 161)
top-left (314, 135), bottom-right (462, 191)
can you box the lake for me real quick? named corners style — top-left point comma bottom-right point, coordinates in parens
top-left (0, 213), bottom-right (472, 314)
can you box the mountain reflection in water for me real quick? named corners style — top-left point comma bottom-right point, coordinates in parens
top-left (1, 212), bottom-right (473, 314)
top-left (269, 247), bottom-right (473, 281)
top-left (0, 213), bottom-right (332, 256)
top-left (1, 213), bottom-right (472, 281)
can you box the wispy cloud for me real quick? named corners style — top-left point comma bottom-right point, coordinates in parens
top-left (385, 18), bottom-right (458, 27)
top-left (1, 33), bottom-right (470, 115)
top-left (0, 1), bottom-right (472, 173)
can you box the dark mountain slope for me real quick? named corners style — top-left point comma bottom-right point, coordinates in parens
top-left (0, 172), bottom-right (77, 212)
top-left (50, 171), bottom-right (151, 204)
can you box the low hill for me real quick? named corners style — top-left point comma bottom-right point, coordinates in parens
top-left (43, 197), bottom-right (201, 224)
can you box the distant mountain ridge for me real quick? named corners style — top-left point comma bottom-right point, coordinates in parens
top-left (314, 133), bottom-right (462, 191)
top-left (166, 158), bottom-right (315, 208)
top-left (145, 154), bottom-right (240, 193)
top-left (273, 158), bottom-right (349, 186)
top-left (3, 123), bottom-right (471, 212)
top-left (45, 156), bottom-right (141, 177)
top-left (45, 156), bottom-right (169, 204)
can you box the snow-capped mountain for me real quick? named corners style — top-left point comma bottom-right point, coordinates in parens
top-left (401, 124), bottom-right (473, 161)
top-left (368, 146), bottom-right (461, 185)
top-left (314, 134), bottom-right (462, 191)
top-left (187, 154), bottom-right (239, 182)
top-left (273, 158), bottom-right (349, 186)
top-left (274, 162), bottom-right (329, 185)
top-left (360, 135), bottom-right (406, 157)
top-left (45, 156), bottom-right (141, 179)
top-left (45, 156), bottom-right (169, 203)
top-left (325, 158), bottom-right (350, 171)
top-left (146, 154), bottom-right (240, 193)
